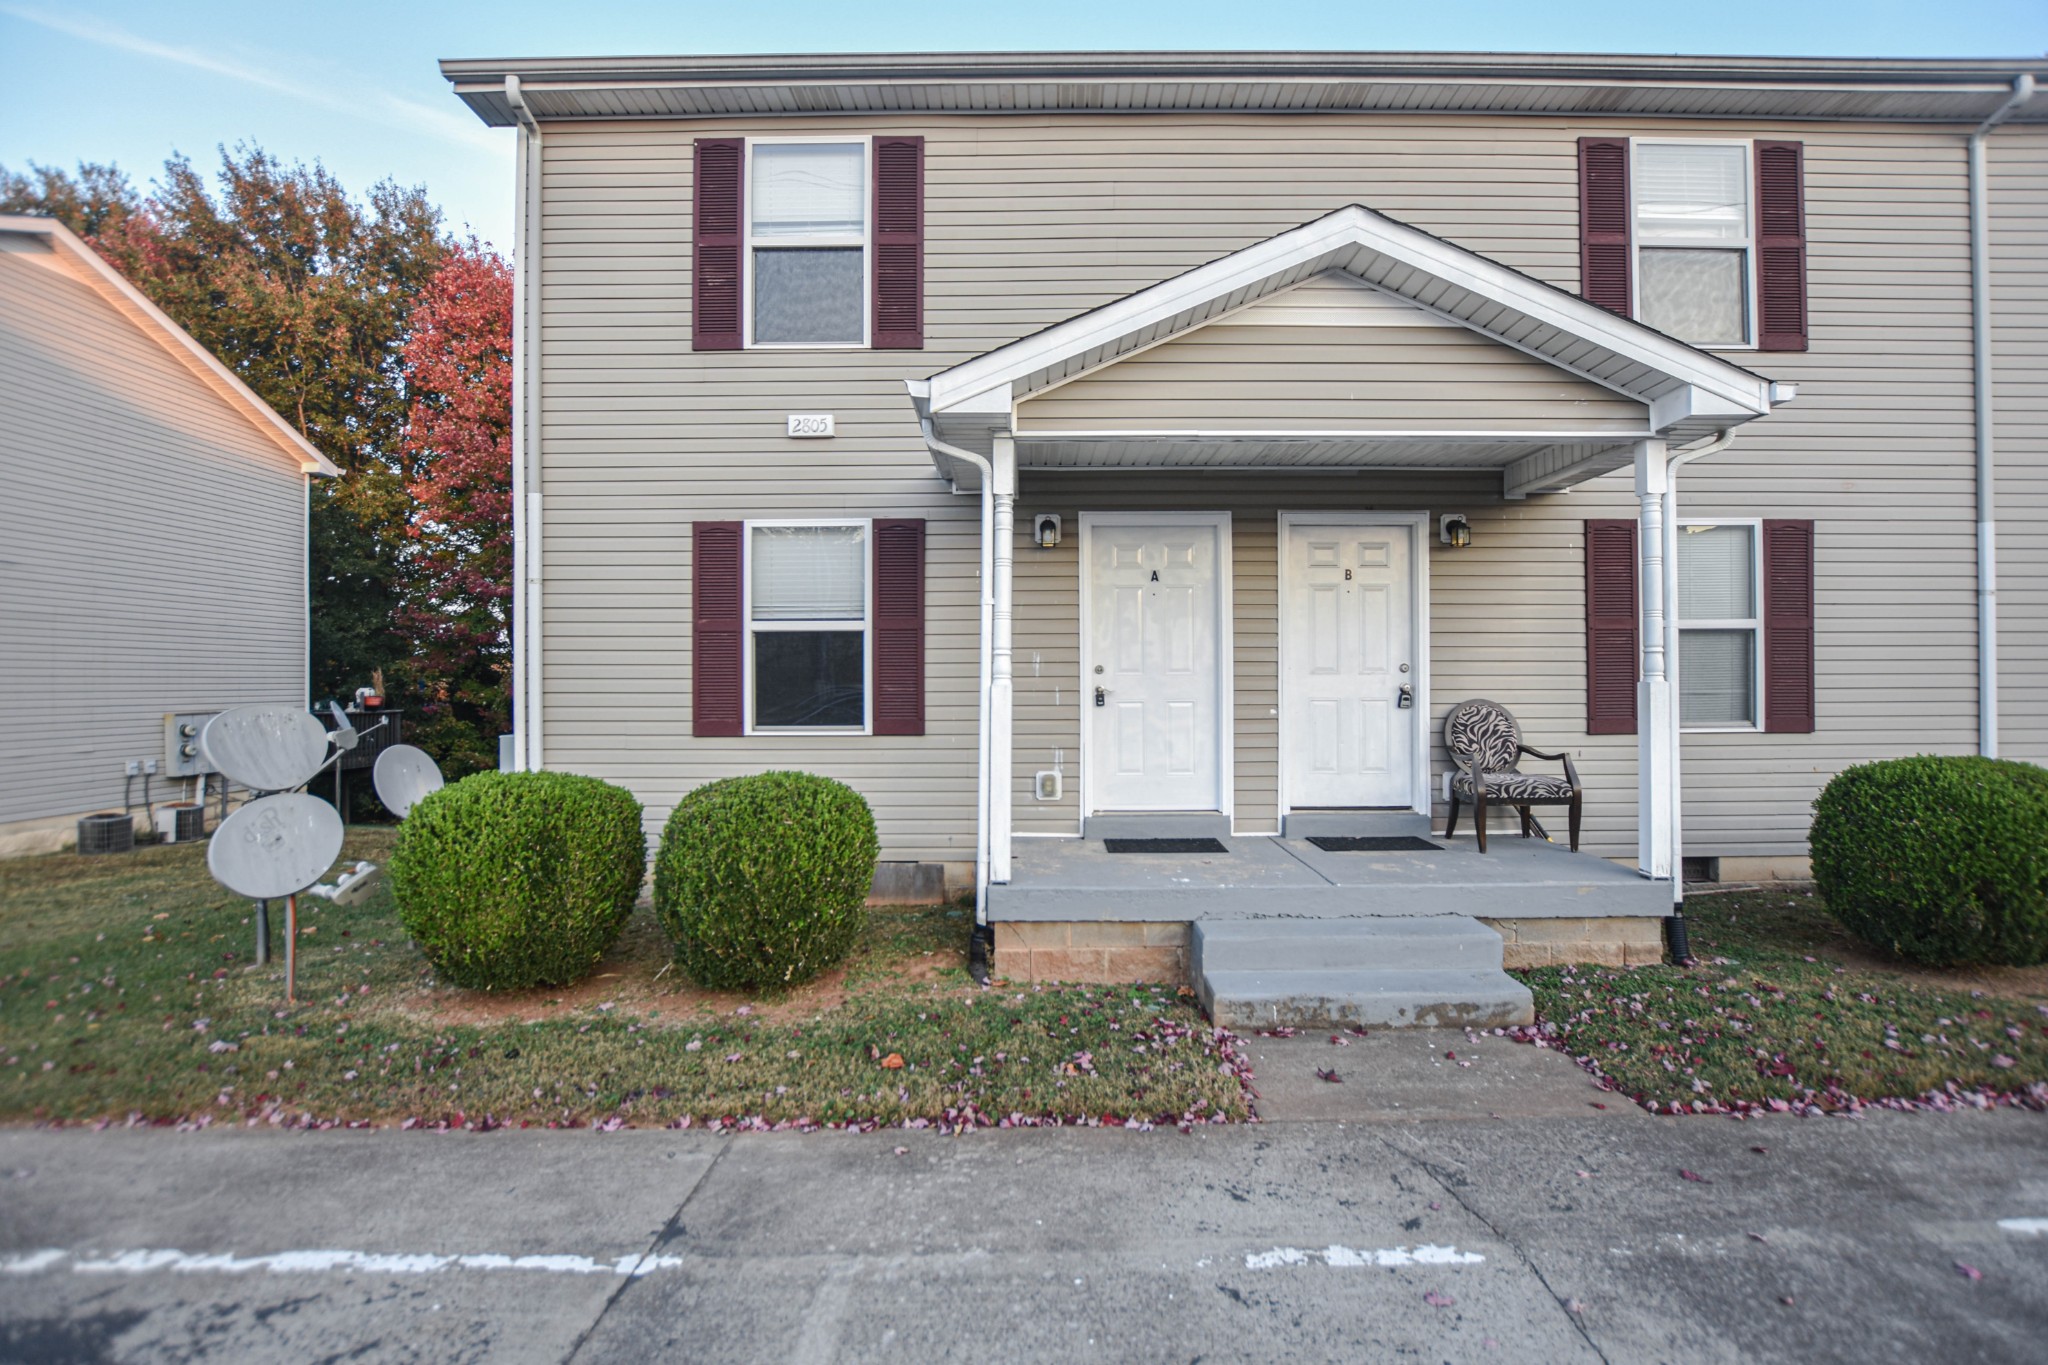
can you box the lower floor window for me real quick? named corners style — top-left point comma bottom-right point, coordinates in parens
top-left (748, 522), bottom-right (869, 732)
top-left (1677, 521), bottom-right (1761, 728)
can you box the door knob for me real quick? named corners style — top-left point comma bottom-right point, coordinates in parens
top-left (1094, 686), bottom-right (1108, 707)
top-left (1397, 685), bottom-right (1414, 709)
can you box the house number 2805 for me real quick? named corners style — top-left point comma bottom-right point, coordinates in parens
top-left (787, 414), bottom-right (836, 438)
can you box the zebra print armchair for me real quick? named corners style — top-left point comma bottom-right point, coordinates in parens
top-left (1443, 699), bottom-right (1583, 853)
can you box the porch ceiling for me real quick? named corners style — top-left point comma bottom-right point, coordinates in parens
top-left (912, 205), bottom-right (1791, 498)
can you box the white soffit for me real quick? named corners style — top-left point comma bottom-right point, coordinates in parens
top-left (923, 205), bottom-right (1778, 429)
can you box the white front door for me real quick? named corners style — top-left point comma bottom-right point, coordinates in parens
top-left (1283, 521), bottom-right (1416, 808)
top-left (1085, 517), bottom-right (1226, 812)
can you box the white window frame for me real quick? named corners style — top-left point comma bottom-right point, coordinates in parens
top-left (1630, 138), bottom-right (1757, 351)
top-left (742, 135), bottom-right (872, 351)
top-left (742, 517), bottom-right (872, 735)
top-left (1676, 517), bottom-right (1765, 733)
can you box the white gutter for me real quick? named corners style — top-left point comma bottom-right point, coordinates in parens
top-left (916, 409), bottom-right (995, 927)
top-left (1662, 429), bottom-right (1738, 914)
top-left (1968, 73), bottom-right (2036, 759)
top-left (506, 75), bottom-right (543, 770)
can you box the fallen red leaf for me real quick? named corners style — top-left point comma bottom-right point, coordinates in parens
top-left (1955, 1262), bottom-right (1983, 1281)
top-left (1423, 1290), bottom-right (1456, 1307)
top-left (880, 1053), bottom-right (905, 1070)
top-left (1680, 1169), bottom-right (1710, 1183)
top-left (1316, 1068), bottom-right (1343, 1084)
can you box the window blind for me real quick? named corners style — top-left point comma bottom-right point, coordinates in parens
top-left (751, 525), bottom-right (866, 620)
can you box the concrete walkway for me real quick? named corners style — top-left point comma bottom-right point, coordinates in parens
top-left (3, 1091), bottom-right (2044, 1363)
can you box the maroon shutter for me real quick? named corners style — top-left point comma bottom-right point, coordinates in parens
top-left (1578, 137), bottom-right (1633, 317)
top-left (692, 139), bottom-right (744, 351)
top-left (1762, 519), bottom-right (1816, 733)
top-left (692, 521), bottom-right (744, 736)
top-left (1755, 141), bottom-right (1808, 352)
top-left (1585, 519), bottom-right (1640, 734)
top-left (871, 518), bottom-right (925, 735)
top-left (871, 136), bottom-right (924, 349)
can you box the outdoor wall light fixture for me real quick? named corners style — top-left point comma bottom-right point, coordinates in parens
top-left (1034, 513), bottom-right (1062, 548)
top-left (1440, 513), bottom-right (1472, 548)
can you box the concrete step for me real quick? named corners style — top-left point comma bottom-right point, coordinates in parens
top-left (1199, 968), bottom-right (1535, 1031)
top-left (1193, 915), bottom-right (1534, 1030)
top-left (1193, 916), bottom-right (1504, 973)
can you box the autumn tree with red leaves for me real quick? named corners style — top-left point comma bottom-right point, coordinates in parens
top-left (395, 244), bottom-right (514, 775)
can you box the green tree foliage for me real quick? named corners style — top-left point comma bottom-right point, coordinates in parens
top-left (2, 150), bottom-right (449, 710)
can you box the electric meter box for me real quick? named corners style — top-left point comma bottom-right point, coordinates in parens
top-left (163, 712), bottom-right (220, 778)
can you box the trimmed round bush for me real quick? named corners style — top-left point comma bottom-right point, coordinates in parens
top-left (1810, 755), bottom-right (2048, 967)
top-left (653, 771), bottom-right (878, 991)
top-left (388, 770), bottom-right (645, 991)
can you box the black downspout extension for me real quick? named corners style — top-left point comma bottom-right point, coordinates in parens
top-left (1665, 898), bottom-right (1694, 967)
top-left (968, 923), bottom-right (994, 984)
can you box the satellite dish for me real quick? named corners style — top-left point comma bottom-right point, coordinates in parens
top-left (201, 706), bottom-right (332, 792)
top-left (207, 793), bottom-right (344, 900)
top-left (327, 701), bottom-right (360, 751)
top-left (372, 745), bottom-right (444, 818)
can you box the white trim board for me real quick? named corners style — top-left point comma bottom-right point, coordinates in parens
top-left (1276, 512), bottom-right (1433, 821)
top-left (1075, 512), bottom-right (1236, 825)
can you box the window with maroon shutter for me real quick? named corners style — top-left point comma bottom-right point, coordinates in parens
top-left (871, 136), bottom-right (924, 350)
top-left (1585, 519), bottom-right (1640, 734)
top-left (871, 519), bottom-right (925, 734)
top-left (692, 521), bottom-right (744, 735)
top-left (1578, 137), bottom-right (1632, 317)
top-left (1762, 519), bottom-right (1816, 732)
top-left (1755, 142), bottom-right (1809, 352)
top-left (692, 140), bottom-right (744, 351)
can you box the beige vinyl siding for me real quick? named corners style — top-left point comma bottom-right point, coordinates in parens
top-left (1015, 322), bottom-right (1648, 433)
top-left (0, 238), bottom-right (307, 827)
top-left (1992, 128), bottom-right (2048, 764)
top-left (539, 112), bottom-right (2000, 862)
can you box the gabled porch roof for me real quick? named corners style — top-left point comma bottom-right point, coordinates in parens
top-left (909, 205), bottom-right (1793, 498)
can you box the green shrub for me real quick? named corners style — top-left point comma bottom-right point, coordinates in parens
top-left (388, 770), bottom-right (645, 991)
top-left (653, 771), bottom-right (879, 991)
top-left (1809, 755), bottom-right (2048, 967)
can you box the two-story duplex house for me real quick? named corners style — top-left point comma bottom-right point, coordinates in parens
top-left (441, 52), bottom-right (2046, 1024)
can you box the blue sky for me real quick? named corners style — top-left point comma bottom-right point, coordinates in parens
top-left (4, 1), bottom-right (2043, 250)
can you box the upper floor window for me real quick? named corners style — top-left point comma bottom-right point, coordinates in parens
top-left (1633, 141), bottom-right (1753, 348)
top-left (748, 141), bottom-right (868, 347)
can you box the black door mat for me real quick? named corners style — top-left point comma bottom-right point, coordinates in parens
top-left (1306, 835), bottom-right (1443, 852)
top-left (1103, 837), bottom-right (1228, 854)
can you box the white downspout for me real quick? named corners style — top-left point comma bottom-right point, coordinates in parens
top-left (1663, 429), bottom-right (1738, 917)
top-left (506, 75), bottom-right (544, 771)
top-left (1968, 73), bottom-right (2036, 759)
top-left (989, 435), bottom-right (1017, 886)
top-left (918, 415), bottom-right (995, 928)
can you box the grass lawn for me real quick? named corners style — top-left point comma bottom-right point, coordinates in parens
top-left (1515, 887), bottom-right (2048, 1115)
top-left (0, 832), bottom-right (1248, 1131)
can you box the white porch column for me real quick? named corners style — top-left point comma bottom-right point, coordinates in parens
top-left (1635, 439), bottom-right (1675, 881)
top-left (989, 435), bottom-right (1017, 883)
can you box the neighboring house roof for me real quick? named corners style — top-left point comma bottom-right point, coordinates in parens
top-left (910, 204), bottom-right (1790, 497)
top-left (0, 215), bottom-right (339, 478)
top-left (442, 50), bottom-right (2048, 127)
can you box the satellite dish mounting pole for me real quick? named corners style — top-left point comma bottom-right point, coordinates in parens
top-left (284, 895), bottom-right (298, 1004)
top-left (254, 898), bottom-right (270, 966)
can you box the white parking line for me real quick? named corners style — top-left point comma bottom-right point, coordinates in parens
top-left (1999, 1218), bottom-right (2048, 1237)
top-left (1245, 1244), bottom-right (1485, 1270)
top-left (0, 1248), bottom-right (689, 1277)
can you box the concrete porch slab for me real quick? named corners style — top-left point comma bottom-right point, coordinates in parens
top-left (989, 831), bottom-right (1670, 921)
